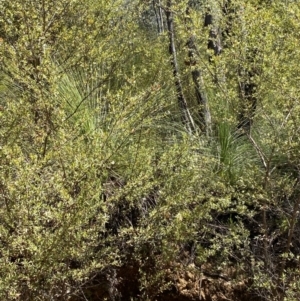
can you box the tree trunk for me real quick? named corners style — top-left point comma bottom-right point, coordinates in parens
top-left (204, 10), bottom-right (222, 56)
top-left (153, 0), bottom-right (164, 34)
top-left (165, 0), bottom-right (195, 133)
top-left (237, 66), bottom-right (258, 136)
top-left (235, 5), bottom-right (258, 136)
top-left (186, 32), bottom-right (212, 136)
top-left (220, 0), bottom-right (258, 136)
top-left (184, 2), bottom-right (224, 137)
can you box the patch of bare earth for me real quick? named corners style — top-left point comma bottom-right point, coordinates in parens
top-left (157, 263), bottom-right (259, 301)
top-left (72, 262), bottom-right (262, 301)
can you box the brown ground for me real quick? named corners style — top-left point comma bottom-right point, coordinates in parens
top-left (72, 262), bottom-right (262, 301)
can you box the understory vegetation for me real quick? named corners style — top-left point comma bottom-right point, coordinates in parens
top-left (1, 0), bottom-right (300, 300)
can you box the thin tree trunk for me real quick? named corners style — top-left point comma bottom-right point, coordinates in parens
top-left (235, 5), bottom-right (258, 136)
top-left (153, 0), bottom-right (164, 34)
top-left (186, 32), bottom-right (212, 136)
top-left (204, 10), bottom-right (222, 56)
top-left (158, 0), bottom-right (164, 33)
top-left (220, 0), bottom-right (258, 136)
top-left (184, 2), bottom-right (223, 136)
top-left (237, 67), bottom-right (257, 136)
top-left (165, 0), bottom-right (196, 133)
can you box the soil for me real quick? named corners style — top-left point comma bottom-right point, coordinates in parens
top-left (72, 262), bottom-right (263, 301)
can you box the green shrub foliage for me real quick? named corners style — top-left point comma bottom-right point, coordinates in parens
top-left (0, 1), bottom-right (300, 300)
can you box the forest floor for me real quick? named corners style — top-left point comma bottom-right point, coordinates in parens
top-left (75, 262), bottom-right (262, 301)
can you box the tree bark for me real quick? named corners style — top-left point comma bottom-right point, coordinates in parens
top-left (237, 66), bottom-right (257, 136)
top-left (153, 0), bottom-right (164, 34)
top-left (204, 10), bottom-right (222, 56)
top-left (186, 32), bottom-right (212, 136)
top-left (221, 0), bottom-right (258, 136)
top-left (184, 2), bottom-right (224, 137)
top-left (165, 0), bottom-right (196, 133)
top-left (236, 5), bottom-right (258, 136)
